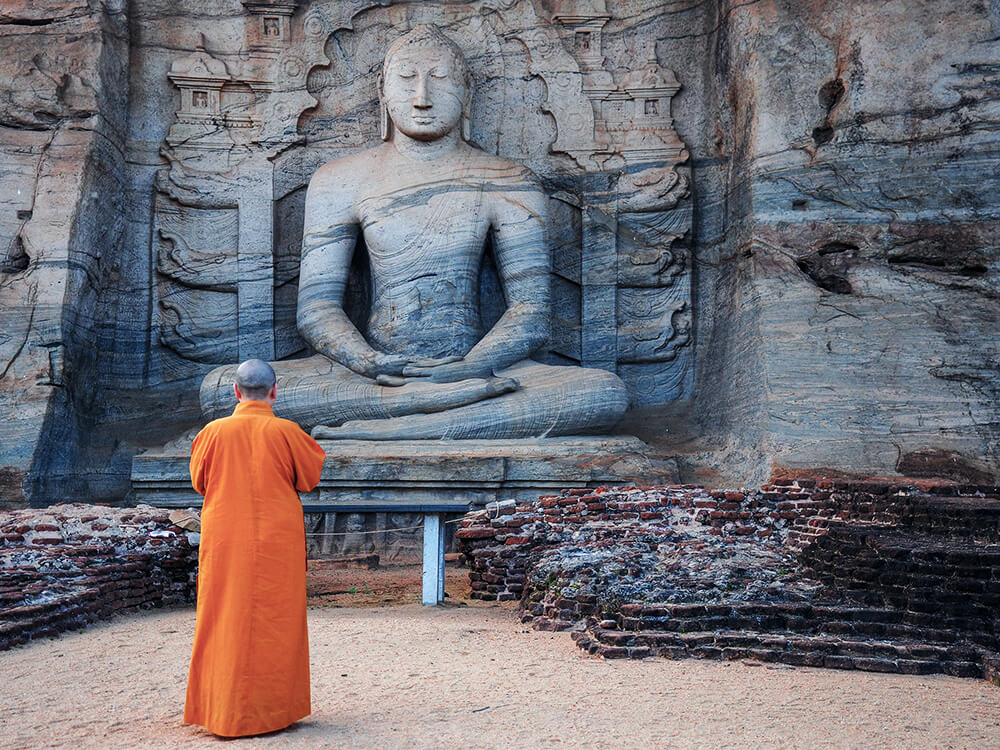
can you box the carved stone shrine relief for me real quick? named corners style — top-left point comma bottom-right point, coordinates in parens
top-left (155, 0), bottom-right (693, 408)
top-left (154, 197), bottom-right (239, 367)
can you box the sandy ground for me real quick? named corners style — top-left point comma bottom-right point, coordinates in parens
top-left (305, 559), bottom-right (469, 607)
top-left (1, 565), bottom-right (999, 750)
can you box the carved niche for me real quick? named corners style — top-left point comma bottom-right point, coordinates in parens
top-left (154, 0), bottom-right (693, 407)
top-left (154, 196), bottom-right (239, 367)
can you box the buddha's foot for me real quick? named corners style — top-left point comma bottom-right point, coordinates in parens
top-left (311, 419), bottom-right (418, 440)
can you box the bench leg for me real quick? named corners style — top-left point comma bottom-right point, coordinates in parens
top-left (422, 513), bottom-right (445, 605)
top-left (437, 512), bottom-right (446, 603)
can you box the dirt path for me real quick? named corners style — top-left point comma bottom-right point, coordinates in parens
top-left (2, 592), bottom-right (999, 749)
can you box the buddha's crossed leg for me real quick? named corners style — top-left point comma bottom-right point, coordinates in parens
top-left (200, 355), bottom-right (517, 430)
top-left (310, 360), bottom-right (629, 440)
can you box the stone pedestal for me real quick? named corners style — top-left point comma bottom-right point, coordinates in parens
top-left (132, 436), bottom-right (673, 563)
top-left (131, 436), bottom-right (673, 511)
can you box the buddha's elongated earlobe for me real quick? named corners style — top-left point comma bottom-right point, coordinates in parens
top-left (380, 101), bottom-right (392, 141)
top-left (378, 72), bottom-right (392, 141)
top-left (461, 89), bottom-right (471, 142)
top-left (461, 110), bottom-right (471, 142)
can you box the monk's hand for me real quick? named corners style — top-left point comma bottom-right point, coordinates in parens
top-left (400, 357), bottom-right (494, 383)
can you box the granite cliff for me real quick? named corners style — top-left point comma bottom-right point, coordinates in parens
top-left (0, 0), bottom-right (996, 506)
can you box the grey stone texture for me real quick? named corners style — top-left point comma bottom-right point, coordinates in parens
top-left (1, 0), bottom-right (998, 507)
top-left (690, 0), bottom-right (1000, 485)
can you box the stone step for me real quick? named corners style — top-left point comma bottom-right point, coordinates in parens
top-left (614, 603), bottom-right (999, 650)
top-left (574, 627), bottom-right (990, 678)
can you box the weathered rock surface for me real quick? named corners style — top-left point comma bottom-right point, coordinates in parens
top-left (690, 0), bottom-right (1000, 484)
top-left (0, 0), bottom-right (130, 506)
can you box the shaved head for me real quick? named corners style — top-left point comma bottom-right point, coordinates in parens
top-left (235, 359), bottom-right (276, 400)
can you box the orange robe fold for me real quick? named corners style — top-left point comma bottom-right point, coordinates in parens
top-left (184, 399), bottom-right (326, 737)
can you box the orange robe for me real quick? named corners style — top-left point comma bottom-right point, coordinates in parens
top-left (184, 399), bottom-right (326, 737)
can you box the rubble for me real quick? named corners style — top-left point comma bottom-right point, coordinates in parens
top-left (0, 504), bottom-right (199, 649)
top-left (457, 480), bottom-right (1000, 683)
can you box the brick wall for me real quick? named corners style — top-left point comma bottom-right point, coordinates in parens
top-left (0, 504), bottom-right (199, 649)
top-left (457, 480), bottom-right (1000, 681)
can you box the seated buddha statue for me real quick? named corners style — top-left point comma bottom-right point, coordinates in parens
top-left (200, 24), bottom-right (628, 439)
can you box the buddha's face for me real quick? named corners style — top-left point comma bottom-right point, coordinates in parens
top-left (382, 45), bottom-right (467, 141)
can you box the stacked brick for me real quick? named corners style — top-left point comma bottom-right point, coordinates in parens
top-left (0, 504), bottom-right (199, 650)
top-left (779, 479), bottom-right (1000, 549)
top-left (571, 603), bottom-right (987, 676)
top-left (456, 480), bottom-right (1000, 684)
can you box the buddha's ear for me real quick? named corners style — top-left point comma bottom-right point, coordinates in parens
top-left (461, 81), bottom-right (472, 142)
top-left (377, 71), bottom-right (392, 141)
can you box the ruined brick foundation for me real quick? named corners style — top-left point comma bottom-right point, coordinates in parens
top-left (457, 481), bottom-right (1000, 684)
top-left (0, 504), bottom-right (199, 650)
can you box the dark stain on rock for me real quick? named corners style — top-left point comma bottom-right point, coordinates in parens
top-left (797, 241), bottom-right (857, 294)
top-left (812, 77), bottom-right (846, 147)
top-left (818, 241), bottom-right (859, 255)
top-left (0, 467), bottom-right (27, 509)
top-left (811, 125), bottom-right (835, 145)
top-left (1, 235), bottom-right (30, 274)
top-left (887, 239), bottom-right (988, 277)
top-left (896, 448), bottom-right (996, 485)
top-left (0, 17), bottom-right (56, 27)
top-left (818, 78), bottom-right (846, 111)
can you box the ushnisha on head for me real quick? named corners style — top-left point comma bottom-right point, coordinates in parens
top-left (234, 359), bottom-right (277, 404)
top-left (378, 24), bottom-right (472, 142)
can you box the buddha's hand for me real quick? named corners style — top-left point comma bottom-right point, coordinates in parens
top-left (363, 351), bottom-right (412, 379)
top-left (370, 355), bottom-right (463, 386)
top-left (400, 357), bottom-right (495, 384)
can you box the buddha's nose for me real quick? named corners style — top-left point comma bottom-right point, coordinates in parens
top-left (413, 76), bottom-right (432, 109)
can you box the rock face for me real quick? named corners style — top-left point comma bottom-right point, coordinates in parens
top-left (692, 0), bottom-right (1000, 484)
top-left (0, 0), bottom-right (130, 505)
top-left (0, 0), bottom-right (998, 506)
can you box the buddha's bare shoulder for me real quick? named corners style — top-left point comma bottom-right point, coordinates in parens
top-left (462, 144), bottom-right (539, 185)
top-left (307, 143), bottom-right (395, 193)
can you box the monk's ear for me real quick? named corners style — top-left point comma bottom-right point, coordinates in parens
top-left (233, 383), bottom-right (241, 401)
top-left (269, 383), bottom-right (277, 401)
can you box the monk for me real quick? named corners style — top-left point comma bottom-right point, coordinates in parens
top-left (184, 359), bottom-right (326, 737)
